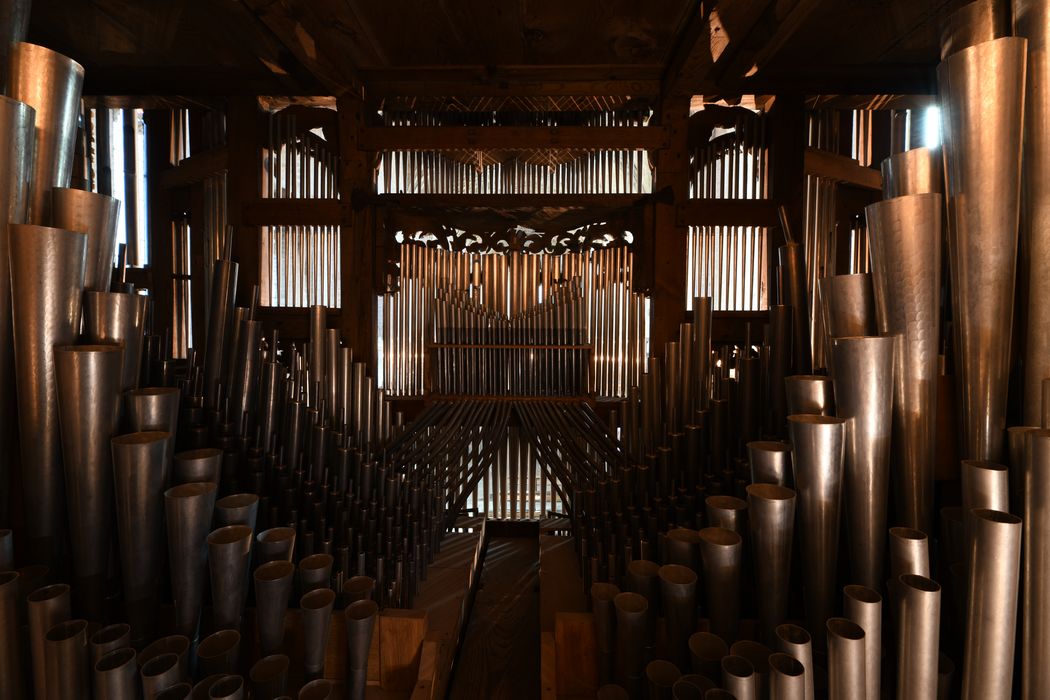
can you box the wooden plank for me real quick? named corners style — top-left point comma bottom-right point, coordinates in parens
top-left (804, 147), bottom-right (882, 191)
top-left (380, 609), bottom-right (429, 691)
top-left (358, 126), bottom-right (670, 151)
top-left (156, 147), bottom-right (229, 190)
top-left (541, 631), bottom-right (557, 700)
top-left (372, 193), bottom-right (645, 210)
top-left (362, 65), bottom-right (662, 97)
top-left (554, 613), bottom-right (599, 697)
top-left (242, 198), bottom-right (343, 226)
top-left (677, 198), bottom-right (780, 227)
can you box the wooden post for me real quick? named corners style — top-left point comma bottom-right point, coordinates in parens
top-left (767, 95), bottom-right (807, 303)
top-left (649, 95), bottom-right (690, 351)
top-left (226, 96), bottom-right (263, 307)
top-left (338, 95), bottom-right (377, 365)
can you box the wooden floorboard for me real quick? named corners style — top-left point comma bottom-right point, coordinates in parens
top-left (448, 536), bottom-right (541, 700)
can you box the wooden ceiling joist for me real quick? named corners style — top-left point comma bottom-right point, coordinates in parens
top-left (358, 126), bottom-right (670, 151)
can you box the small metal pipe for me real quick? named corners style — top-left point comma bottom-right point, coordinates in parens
top-left (254, 561), bottom-right (294, 656)
top-left (94, 647), bottom-right (138, 700)
top-left (206, 525), bottom-right (252, 630)
top-left (897, 574), bottom-right (941, 700)
top-left (827, 618), bottom-right (866, 700)
top-left (301, 588), bottom-right (335, 680)
top-left (45, 618), bottom-right (90, 699)
top-left (774, 624), bottom-right (814, 700)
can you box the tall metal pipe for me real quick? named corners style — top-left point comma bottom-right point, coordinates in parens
top-left (94, 647), bottom-right (138, 700)
top-left (865, 192), bottom-right (941, 532)
top-left (768, 305), bottom-right (791, 434)
top-left (196, 629), bottom-right (240, 677)
top-left (730, 641), bottom-right (772, 700)
top-left (897, 574), bottom-right (941, 700)
top-left (0, 571), bottom-right (23, 700)
top-left (81, 290), bottom-right (147, 392)
top-left (1015, 0), bottom-right (1050, 427)
top-left (880, 147), bottom-right (942, 198)
top-left (207, 525), bottom-right (252, 630)
top-left (164, 482), bottom-right (218, 638)
top-left (112, 431), bottom-right (171, 643)
top-left (614, 592), bottom-right (649, 694)
top-left (344, 600), bottom-right (378, 700)
top-left (698, 528), bottom-right (740, 642)
top-left (249, 654), bottom-right (289, 700)
top-left (747, 441), bottom-right (792, 487)
top-left (747, 484), bottom-right (795, 644)
top-left (778, 242), bottom-right (811, 374)
top-left (90, 623), bottom-right (131, 665)
top-left (592, 582), bottom-right (619, 684)
top-left (8, 42), bottom-right (84, 225)
top-left (768, 652), bottom-right (805, 700)
top-left (960, 459), bottom-right (1010, 516)
top-left (127, 387), bottom-right (180, 435)
top-left (788, 414), bottom-right (845, 644)
top-left (1023, 428), bottom-right (1050, 698)
top-left (826, 618), bottom-right (865, 700)
top-left (254, 561), bottom-right (294, 655)
top-left (940, 0), bottom-right (1009, 59)
top-left (54, 344), bottom-right (123, 619)
top-left (138, 635), bottom-right (190, 685)
top-left (962, 509), bottom-right (1021, 700)
top-left (830, 335), bottom-right (895, 589)
top-left (299, 553), bottom-right (333, 594)
top-left (843, 585), bottom-right (881, 700)
top-left (889, 527), bottom-right (930, 578)
top-left (141, 652), bottom-right (182, 698)
top-left (45, 618), bottom-right (90, 699)
top-left (10, 224), bottom-right (87, 567)
top-left (256, 528), bottom-right (296, 565)
top-left (203, 260), bottom-right (238, 410)
top-left (688, 632), bottom-right (728, 681)
top-left (0, 96), bottom-right (33, 527)
top-left (774, 624), bottom-right (813, 700)
top-left (658, 564), bottom-right (697, 669)
top-left (0, 529), bottom-right (11, 571)
top-left (207, 675), bottom-right (244, 700)
top-left (939, 36), bottom-right (1027, 462)
top-left (784, 376), bottom-right (833, 416)
top-left (301, 588), bottom-right (335, 680)
top-left (173, 448), bottom-right (222, 486)
top-left (298, 679), bottom-right (332, 700)
top-left (51, 187), bottom-right (121, 292)
top-left (818, 274), bottom-right (876, 340)
top-left (646, 659), bottom-right (681, 699)
top-left (721, 655), bottom-right (756, 700)
top-left (214, 494), bottom-right (259, 531)
top-left (28, 583), bottom-right (69, 699)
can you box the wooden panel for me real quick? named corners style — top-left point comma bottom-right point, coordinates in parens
top-left (358, 126), bottom-right (670, 151)
top-left (554, 613), bottom-right (598, 696)
top-left (676, 198), bottom-right (779, 227)
top-left (380, 609), bottom-right (429, 691)
top-left (804, 147), bottom-right (883, 191)
top-left (242, 198), bottom-right (343, 226)
top-left (156, 147), bottom-right (229, 190)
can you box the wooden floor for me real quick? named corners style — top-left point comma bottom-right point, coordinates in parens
top-left (447, 536), bottom-right (541, 700)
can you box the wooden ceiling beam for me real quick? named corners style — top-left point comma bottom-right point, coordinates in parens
top-left (662, 1), bottom-right (716, 98)
top-left (357, 126), bottom-right (670, 151)
top-left (362, 65), bottom-right (662, 98)
top-left (240, 0), bottom-right (362, 96)
top-left (716, 0), bottom-right (826, 87)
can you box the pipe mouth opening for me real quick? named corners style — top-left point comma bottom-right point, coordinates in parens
top-left (249, 654), bottom-right (290, 681)
top-left (667, 528), bottom-right (701, 544)
top-left (900, 574), bottom-right (941, 592)
top-left (141, 652), bottom-right (179, 677)
top-left (747, 440), bottom-right (791, 453)
top-left (844, 584), bottom-right (882, 605)
top-left (346, 599), bottom-right (379, 620)
top-left (613, 592), bottom-right (648, 614)
top-left (731, 641), bottom-right (773, 671)
top-left (95, 647), bottom-right (136, 672)
top-left (768, 652), bottom-right (805, 676)
top-left (300, 554), bottom-right (334, 571)
top-left (0, 571), bottom-right (17, 586)
top-left (972, 508), bottom-right (1021, 525)
top-left (658, 564), bottom-right (698, 585)
top-left (721, 655), bottom-right (754, 678)
top-left (217, 493), bottom-right (259, 509)
top-left (669, 680), bottom-right (704, 700)
top-left (688, 632), bottom-right (728, 660)
top-left (746, 483), bottom-right (795, 501)
top-left (827, 617), bottom-right (865, 640)
top-left (255, 561), bottom-right (295, 582)
top-left (787, 413), bottom-right (844, 425)
top-left (706, 495), bottom-right (746, 511)
top-left (197, 630), bottom-right (240, 657)
top-left (209, 675), bottom-right (244, 696)
top-left (889, 527), bottom-right (927, 541)
top-left (166, 482), bottom-right (217, 499)
top-left (785, 375), bottom-right (831, 383)
top-left (962, 459), bottom-right (1008, 472)
top-left (590, 582), bottom-right (620, 602)
top-left (55, 344), bottom-right (122, 353)
top-left (775, 623), bottom-right (811, 646)
top-left (627, 559), bottom-right (660, 577)
top-left (301, 588), bottom-right (336, 610)
top-left (258, 527), bottom-right (296, 544)
top-left (129, 387), bottom-right (180, 397)
top-left (298, 679), bottom-right (333, 700)
top-left (207, 525), bottom-right (252, 545)
top-left (645, 659), bottom-right (681, 685)
top-left (28, 583), bottom-right (69, 603)
top-left (699, 527), bottom-right (741, 547)
top-left (155, 683), bottom-right (192, 700)
top-left (175, 448), bottom-right (222, 460)
top-left (46, 618), bottom-right (87, 641)
top-left (112, 431), bottom-right (171, 445)
top-left (139, 635), bottom-right (189, 664)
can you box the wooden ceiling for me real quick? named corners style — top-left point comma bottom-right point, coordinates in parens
top-left (28, 0), bottom-right (970, 103)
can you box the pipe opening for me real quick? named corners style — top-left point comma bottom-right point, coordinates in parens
top-left (699, 527), bottom-right (741, 547)
top-left (95, 647), bottom-right (135, 672)
top-left (721, 655), bottom-right (754, 679)
top-left (301, 588), bottom-right (336, 610)
top-left (769, 652), bottom-right (805, 676)
top-left (827, 617), bottom-right (865, 640)
top-left (900, 574), bottom-right (941, 592)
top-left (747, 483), bottom-right (795, 500)
top-left (45, 618), bottom-right (87, 641)
top-left (844, 584), bottom-right (882, 604)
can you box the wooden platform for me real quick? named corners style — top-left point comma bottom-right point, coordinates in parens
top-left (538, 521), bottom-right (594, 700)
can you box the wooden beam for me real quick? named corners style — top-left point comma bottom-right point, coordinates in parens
top-left (242, 198), bottom-right (343, 226)
top-left (358, 126), bottom-right (669, 151)
top-left (157, 147), bottom-right (229, 190)
top-left (676, 198), bottom-right (779, 227)
top-left (743, 0), bottom-right (824, 74)
top-left (362, 65), bottom-right (662, 98)
top-left (662, 2), bottom-right (715, 97)
top-left (804, 147), bottom-right (882, 191)
top-left (369, 193), bottom-right (647, 211)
